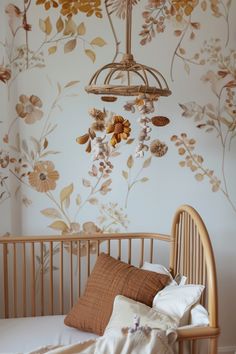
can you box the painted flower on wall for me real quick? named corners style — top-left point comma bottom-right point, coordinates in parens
top-left (0, 65), bottom-right (11, 83)
top-left (28, 161), bottom-right (59, 192)
top-left (16, 95), bottom-right (43, 124)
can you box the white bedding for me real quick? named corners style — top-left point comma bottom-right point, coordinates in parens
top-left (0, 315), bottom-right (98, 354)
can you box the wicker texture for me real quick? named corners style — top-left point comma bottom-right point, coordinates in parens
top-left (64, 252), bottom-right (169, 335)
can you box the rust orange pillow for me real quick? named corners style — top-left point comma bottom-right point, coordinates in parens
top-left (64, 253), bottom-right (169, 335)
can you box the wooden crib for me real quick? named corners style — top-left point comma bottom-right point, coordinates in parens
top-left (0, 205), bottom-right (220, 353)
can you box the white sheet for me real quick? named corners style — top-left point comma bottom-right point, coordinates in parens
top-left (0, 315), bottom-right (98, 354)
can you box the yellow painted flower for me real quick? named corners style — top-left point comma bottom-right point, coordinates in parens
top-left (106, 115), bottom-right (131, 147)
top-left (29, 161), bottom-right (59, 193)
top-left (16, 95), bottom-right (43, 124)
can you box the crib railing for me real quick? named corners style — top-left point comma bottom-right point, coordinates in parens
top-left (0, 233), bottom-right (171, 319)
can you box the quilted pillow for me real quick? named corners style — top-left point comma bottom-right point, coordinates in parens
top-left (64, 253), bottom-right (169, 335)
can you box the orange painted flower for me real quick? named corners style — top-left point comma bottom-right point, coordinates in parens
top-left (106, 115), bottom-right (131, 147)
top-left (16, 95), bottom-right (43, 124)
top-left (29, 161), bottom-right (59, 193)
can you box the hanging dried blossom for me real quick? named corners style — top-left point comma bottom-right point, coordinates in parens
top-left (150, 139), bottom-right (168, 157)
top-left (91, 136), bottom-right (110, 161)
top-left (106, 115), bottom-right (131, 147)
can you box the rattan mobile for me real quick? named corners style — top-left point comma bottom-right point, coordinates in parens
top-left (85, 0), bottom-right (171, 99)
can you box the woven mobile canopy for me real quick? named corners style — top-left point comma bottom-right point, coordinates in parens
top-left (85, 0), bottom-right (171, 98)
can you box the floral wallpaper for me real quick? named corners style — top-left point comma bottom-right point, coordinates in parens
top-left (0, 0), bottom-right (236, 348)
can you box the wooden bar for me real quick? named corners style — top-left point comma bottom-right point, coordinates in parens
top-left (87, 240), bottom-right (90, 277)
top-left (3, 244), bottom-right (9, 319)
top-left (31, 243), bottom-right (36, 316)
top-left (70, 241), bottom-right (73, 308)
top-left (49, 241), bottom-right (54, 315)
top-left (107, 239), bottom-right (111, 255)
top-left (184, 211), bottom-right (187, 275)
top-left (140, 238), bottom-right (144, 267)
top-left (40, 242), bottom-right (44, 316)
top-left (118, 239), bottom-right (121, 260)
top-left (195, 226), bottom-right (199, 284)
top-left (192, 339), bottom-right (197, 354)
top-left (13, 243), bottom-right (17, 317)
top-left (128, 239), bottom-right (131, 264)
top-left (22, 243), bottom-right (26, 317)
top-left (186, 212), bottom-right (190, 279)
top-left (96, 240), bottom-right (100, 257)
top-left (60, 242), bottom-right (64, 314)
top-left (0, 232), bottom-right (172, 243)
top-left (77, 240), bottom-right (81, 298)
top-left (149, 238), bottom-right (153, 263)
top-left (179, 340), bottom-right (184, 354)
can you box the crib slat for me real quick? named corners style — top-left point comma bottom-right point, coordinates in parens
top-left (40, 242), bottom-right (44, 316)
top-left (31, 243), bottom-right (36, 316)
top-left (140, 238), bottom-right (144, 267)
top-left (13, 243), bottom-right (17, 318)
top-left (149, 238), bottom-right (153, 263)
top-left (60, 241), bottom-right (64, 314)
top-left (179, 340), bottom-right (184, 354)
top-left (69, 241), bottom-right (73, 308)
top-left (3, 244), bottom-right (9, 319)
top-left (77, 240), bottom-right (81, 298)
top-left (107, 239), bottom-right (111, 255)
top-left (128, 239), bottom-right (131, 264)
top-left (22, 243), bottom-right (26, 317)
top-left (96, 240), bottom-right (100, 257)
top-left (87, 240), bottom-right (90, 277)
top-left (49, 241), bottom-right (54, 315)
top-left (118, 239), bottom-right (121, 260)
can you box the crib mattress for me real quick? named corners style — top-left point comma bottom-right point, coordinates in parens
top-left (0, 315), bottom-right (98, 354)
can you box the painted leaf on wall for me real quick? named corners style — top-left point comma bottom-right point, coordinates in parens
top-left (85, 49), bottom-right (96, 62)
top-left (77, 22), bottom-right (86, 35)
top-left (90, 37), bottom-right (106, 47)
top-left (49, 220), bottom-right (68, 232)
top-left (60, 183), bottom-right (74, 208)
top-left (64, 39), bottom-right (77, 53)
top-left (41, 208), bottom-right (62, 219)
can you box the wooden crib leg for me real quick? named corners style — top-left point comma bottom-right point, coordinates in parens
top-left (209, 338), bottom-right (217, 354)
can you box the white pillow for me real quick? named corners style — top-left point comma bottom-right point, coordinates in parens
top-left (190, 304), bottom-right (209, 326)
top-left (152, 284), bottom-right (205, 326)
top-left (104, 295), bottom-right (178, 337)
top-left (142, 262), bottom-right (177, 286)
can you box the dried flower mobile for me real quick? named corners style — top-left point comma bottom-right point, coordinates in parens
top-left (123, 94), bottom-right (170, 157)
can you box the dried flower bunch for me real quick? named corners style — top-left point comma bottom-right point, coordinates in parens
top-left (77, 107), bottom-right (132, 161)
top-left (124, 94), bottom-right (169, 158)
top-left (77, 94), bottom-right (170, 160)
